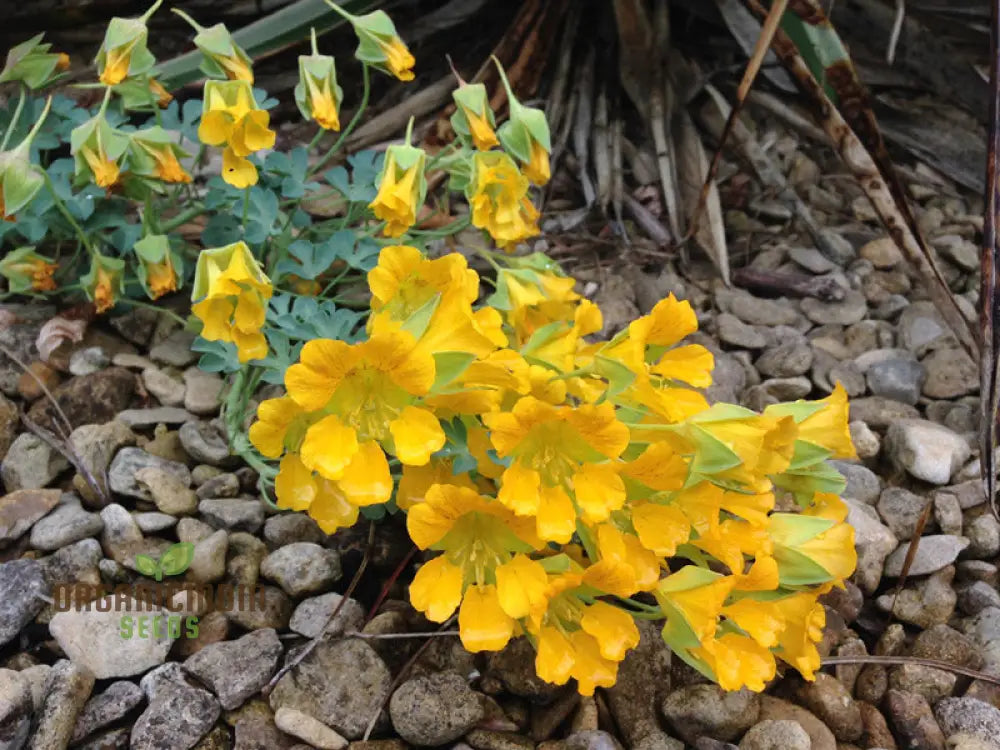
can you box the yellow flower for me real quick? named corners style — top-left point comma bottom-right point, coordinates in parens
top-left (83, 255), bottom-right (125, 314)
top-left (484, 396), bottom-right (629, 541)
top-left (282, 331), bottom-right (445, 486)
top-left (133, 136), bottom-right (192, 183)
top-left (274, 453), bottom-right (363, 533)
top-left (462, 105), bottom-right (499, 151)
top-left (766, 382), bottom-right (856, 460)
top-left (579, 601), bottom-right (640, 661)
top-left (378, 36), bottom-right (415, 81)
top-left (148, 78), bottom-right (173, 107)
top-left (768, 512), bottom-right (857, 585)
top-left (523, 139), bottom-right (550, 186)
top-left (198, 80), bottom-right (275, 188)
top-left (693, 633), bottom-right (776, 692)
top-left (367, 246), bottom-right (504, 359)
top-left (396, 458), bottom-right (477, 511)
top-left (771, 593), bottom-right (826, 680)
top-left (146, 256), bottom-right (177, 299)
top-left (467, 151), bottom-right (539, 250)
top-left (80, 132), bottom-right (121, 189)
top-left (305, 74), bottom-right (340, 130)
top-left (190, 241), bottom-right (272, 363)
top-left (100, 44), bottom-right (133, 85)
top-left (0, 248), bottom-right (57, 293)
top-left (369, 146), bottom-right (427, 238)
top-left (407, 484), bottom-right (542, 648)
top-left (655, 567), bottom-right (734, 646)
top-left (341, 9), bottom-right (415, 81)
top-left (249, 396), bottom-right (309, 458)
top-left (631, 502), bottom-right (690, 557)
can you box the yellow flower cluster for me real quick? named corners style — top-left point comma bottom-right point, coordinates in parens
top-left (249, 245), bottom-right (857, 695)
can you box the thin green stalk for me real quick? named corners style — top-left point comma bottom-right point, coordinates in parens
top-left (119, 298), bottom-right (187, 326)
top-left (241, 188), bottom-right (251, 230)
top-left (43, 173), bottom-right (96, 256)
top-left (309, 63), bottom-right (370, 177)
top-left (1, 85), bottom-right (27, 151)
top-left (407, 215), bottom-right (471, 238)
top-left (160, 204), bottom-right (206, 233)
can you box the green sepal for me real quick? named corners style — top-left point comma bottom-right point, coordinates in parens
top-left (295, 53), bottom-right (343, 124)
top-left (127, 126), bottom-right (191, 179)
top-left (538, 554), bottom-right (573, 574)
top-left (350, 10), bottom-right (404, 67)
top-left (69, 114), bottom-right (130, 187)
top-left (687, 425), bottom-right (743, 477)
top-left (492, 58), bottom-right (551, 160)
top-left (450, 83), bottom-right (495, 144)
top-left (192, 241), bottom-right (268, 303)
top-left (772, 546), bottom-right (837, 586)
top-left (764, 398), bottom-right (826, 424)
top-left (655, 566), bottom-right (724, 650)
top-left (786, 439), bottom-right (834, 471)
top-left (690, 402), bottom-right (758, 424)
top-left (133, 233), bottom-right (183, 299)
top-left (772, 461), bottom-right (847, 502)
top-left (192, 23), bottom-right (253, 81)
top-left (400, 293), bottom-right (440, 341)
top-left (0, 33), bottom-right (68, 90)
top-left (0, 154), bottom-right (45, 217)
top-left (593, 355), bottom-right (636, 399)
top-left (768, 512), bottom-right (835, 546)
top-left (431, 352), bottom-right (477, 392)
top-left (381, 142), bottom-right (428, 213)
top-left (96, 14), bottom-right (157, 80)
top-left (0, 247), bottom-right (55, 293)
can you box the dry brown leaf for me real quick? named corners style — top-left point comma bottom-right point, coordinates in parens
top-left (36, 311), bottom-right (91, 363)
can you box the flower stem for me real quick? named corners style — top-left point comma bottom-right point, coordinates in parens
top-left (140, 0), bottom-right (165, 22)
top-left (1, 85), bottom-right (26, 151)
top-left (171, 7), bottom-right (205, 33)
top-left (160, 204), bottom-right (206, 233)
top-left (308, 63), bottom-right (370, 177)
top-left (241, 187), bottom-right (251, 231)
top-left (320, 0), bottom-right (356, 23)
top-left (43, 173), bottom-right (95, 257)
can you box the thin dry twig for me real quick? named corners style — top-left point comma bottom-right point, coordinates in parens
top-left (821, 655), bottom-right (1000, 686)
top-left (884, 500), bottom-right (933, 629)
top-left (688, 0), bottom-right (788, 244)
top-left (980, 0), bottom-right (1000, 519)
top-left (261, 521), bottom-right (377, 697)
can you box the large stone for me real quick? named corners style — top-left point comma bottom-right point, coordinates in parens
top-left (923, 348), bottom-right (979, 399)
top-left (66, 420), bottom-right (137, 505)
top-left (135, 467), bottom-right (198, 516)
top-left (606, 619), bottom-right (672, 746)
top-left (793, 673), bottom-right (862, 742)
top-left (199, 498), bottom-right (264, 534)
top-left (0, 393), bottom-right (17, 463)
top-left (883, 535), bottom-right (970, 577)
top-left (260, 543), bottom-right (342, 598)
top-left (49, 596), bottom-right (176, 678)
top-left (885, 419), bottom-right (971, 485)
top-left (757, 695), bottom-right (835, 750)
top-left (289, 593), bottom-right (364, 639)
top-left (865, 358), bottom-right (925, 405)
top-left (29, 659), bottom-right (95, 750)
top-left (0, 559), bottom-right (48, 647)
top-left (274, 707), bottom-right (347, 750)
top-left (108, 448), bottom-right (191, 503)
top-left (661, 684), bottom-right (759, 745)
top-left (269, 639), bottom-right (391, 739)
top-left (739, 720), bottom-right (811, 750)
top-left (0, 669), bottom-right (33, 750)
top-left (130, 667), bottom-right (220, 750)
top-left (886, 689), bottom-right (945, 750)
top-left (0, 489), bottom-right (60, 546)
top-left (935, 697), bottom-right (1000, 745)
top-left (29, 495), bottom-right (103, 551)
top-left (0, 433), bottom-right (69, 491)
top-left (389, 672), bottom-right (484, 746)
top-left (26, 367), bottom-right (136, 432)
top-left (178, 421), bottom-right (231, 466)
top-left (846, 499), bottom-right (898, 594)
top-left (183, 628), bottom-right (283, 710)
top-left (71, 681), bottom-right (144, 745)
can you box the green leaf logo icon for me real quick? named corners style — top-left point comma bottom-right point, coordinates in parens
top-left (134, 554), bottom-right (161, 581)
top-left (159, 542), bottom-right (195, 576)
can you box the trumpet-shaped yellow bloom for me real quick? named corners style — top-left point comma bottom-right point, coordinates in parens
top-left (0, 249), bottom-right (57, 292)
top-left (766, 382), bottom-right (857, 460)
top-left (80, 138), bottom-right (120, 189)
top-left (468, 152), bottom-right (539, 250)
top-left (100, 44), bottom-right (133, 85)
top-left (198, 81), bottom-right (275, 188)
top-left (378, 36), bottom-right (415, 81)
top-left (523, 138), bottom-right (550, 186)
top-left (693, 633), bottom-right (776, 692)
top-left (460, 104), bottom-right (499, 151)
top-left (369, 150), bottom-right (425, 237)
top-left (191, 242), bottom-right (272, 363)
top-left (93, 267), bottom-right (116, 313)
top-left (145, 256), bottom-right (177, 298)
top-left (304, 73), bottom-right (340, 130)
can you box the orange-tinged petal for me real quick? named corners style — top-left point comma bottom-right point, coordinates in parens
top-left (409, 555), bottom-right (463, 622)
top-left (309, 476), bottom-right (359, 533)
top-left (497, 461), bottom-right (541, 516)
top-left (535, 626), bottom-right (574, 686)
top-left (285, 339), bottom-right (358, 410)
top-left (274, 453), bottom-right (315, 511)
top-left (537, 485), bottom-right (575, 544)
top-left (337, 440), bottom-right (392, 506)
top-left (495, 554), bottom-right (548, 619)
top-left (568, 630), bottom-right (618, 695)
top-left (389, 406), bottom-right (445, 466)
top-left (572, 463), bottom-right (626, 524)
top-left (299, 414), bottom-right (359, 480)
top-left (632, 503), bottom-right (691, 557)
top-left (580, 601), bottom-right (640, 661)
top-left (523, 139), bottom-right (550, 186)
top-left (459, 584), bottom-right (514, 652)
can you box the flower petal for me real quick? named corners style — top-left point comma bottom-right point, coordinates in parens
top-left (458, 584), bottom-right (514, 653)
top-left (495, 554), bottom-right (548, 619)
top-left (389, 406), bottom-right (445, 466)
top-left (299, 415), bottom-right (358, 480)
top-left (409, 555), bottom-right (463, 622)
